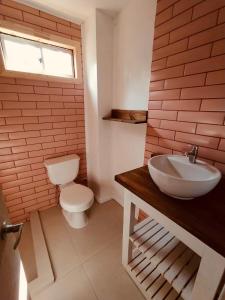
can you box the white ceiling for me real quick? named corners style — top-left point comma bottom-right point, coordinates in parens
top-left (17, 0), bottom-right (130, 23)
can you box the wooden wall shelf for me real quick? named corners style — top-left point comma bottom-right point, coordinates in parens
top-left (103, 109), bottom-right (147, 124)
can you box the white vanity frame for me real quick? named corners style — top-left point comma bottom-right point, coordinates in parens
top-left (122, 189), bottom-right (225, 300)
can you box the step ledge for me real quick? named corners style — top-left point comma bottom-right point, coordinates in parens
top-left (28, 211), bottom-right (54, 298)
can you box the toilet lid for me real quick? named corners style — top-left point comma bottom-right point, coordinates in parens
top-left (60, 183), bottom-right (94, 212)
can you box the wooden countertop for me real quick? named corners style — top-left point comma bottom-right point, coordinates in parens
top-left (115, 166), bottom-right (225, 258)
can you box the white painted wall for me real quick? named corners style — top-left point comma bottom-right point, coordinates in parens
top-left (83, 0), bottom-right (156, 205)
top-left (83, 10), bottom-right (114, 203)
top-left (95, 10), bottom-right (114, 202)
top-left (111, 0), bottom-right (157, 205)
top-left (83, 12), bottom-right (101, 198)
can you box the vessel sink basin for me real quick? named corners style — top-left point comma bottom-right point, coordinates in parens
top-left (148, 155), bottom-right (221, 200)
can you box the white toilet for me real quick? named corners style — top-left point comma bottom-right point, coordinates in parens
top-left (44, 154), bottom-right (94, 229)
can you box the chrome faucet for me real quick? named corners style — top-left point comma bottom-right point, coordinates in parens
top-left (185, 145), bottom-right (199, 163)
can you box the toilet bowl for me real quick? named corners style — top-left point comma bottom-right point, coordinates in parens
top-left (60, 182), bottom-right (94, 228)
top-left (44, 154), bottom-right (94, 229)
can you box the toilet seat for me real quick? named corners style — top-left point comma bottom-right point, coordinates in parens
top-left (60, 183), bottom-right (94, 213)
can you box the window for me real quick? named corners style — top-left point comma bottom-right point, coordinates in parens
top-left (0, 19), bottom-right (82, 83)
top-left (1, 34), bottom-right (74, 78)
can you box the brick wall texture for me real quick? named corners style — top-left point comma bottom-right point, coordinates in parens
top-left (0, 0), bottom-right (86, 223)
top-left (145, 0), bottom-right (225, 174)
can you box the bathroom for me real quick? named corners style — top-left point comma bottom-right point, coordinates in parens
top-left (0, 0), bottom-right (224, 299)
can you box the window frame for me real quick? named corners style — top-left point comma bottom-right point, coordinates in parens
top-left (0, 19), bottom-right (82, 83)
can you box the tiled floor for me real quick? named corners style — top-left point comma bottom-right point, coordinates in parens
top-left (20, 200), bottom-right (144, 300)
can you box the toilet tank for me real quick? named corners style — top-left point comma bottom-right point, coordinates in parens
top-left (44, 154), bottom-right (80, 185)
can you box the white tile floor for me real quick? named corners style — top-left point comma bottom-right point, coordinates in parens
top-left (20, 200), bottom-right (144, 300)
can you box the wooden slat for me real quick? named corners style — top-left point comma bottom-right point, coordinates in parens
top-left (142, 268), bottom-right (161, 291)
top-left (165, 289), bottom-right (181, 300)
top-left (137, 261), bottom-right (157, 284)
top-left (133, 217), bottom-right (154, 233)
top-left (132, 257), bottom-right (151, 277)
top-left (164, 250), bottom-right (193, 284)
top-left (139, 228), bottom-right (169, 253)
top-left (131, 219), bottom-right (158, 242)
top-left (173, 255), bottom-right (199, 293)
top-left (151, 238), bottom-right (180, 267)
top-left (152, 282), bottom-right (173, 300)
top-left (146, 275), bottom-right (166, 298)
top-left (181, 275), bottom-right (196, 300)
top-left (157, 243), bottom-right (186, 274)
top-left (129, 252), bottom-right (145, 270)
top-left (134, 223), bottom-right (163, 248)
top-left (143, 232), bottom-right (174, 259)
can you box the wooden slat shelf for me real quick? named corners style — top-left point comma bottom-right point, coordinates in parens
top-left (103, 109), bottom-right (147, 124)
top-left (128, 217), bottom-right (200, 300)
top-left (127, 250), bottom-right (181, 300)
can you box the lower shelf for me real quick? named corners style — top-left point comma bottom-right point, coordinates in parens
top-left (127, 251), bottom-right (182, 300)
top-left (127, 217), bottom-right (200, 300)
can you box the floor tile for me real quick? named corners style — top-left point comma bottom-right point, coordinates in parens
top-left (83, 236), bottom-right (144, 300)
top-left (34, 266), bottom-right (98, 300)
top-left (66, 200), bottom-right (123, 262)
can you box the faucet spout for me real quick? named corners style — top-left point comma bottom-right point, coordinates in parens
top-left (185, 145), bottom-right (199, 163)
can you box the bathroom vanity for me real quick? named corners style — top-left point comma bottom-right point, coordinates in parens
top-left (115, 166), bottom-right (225, 300)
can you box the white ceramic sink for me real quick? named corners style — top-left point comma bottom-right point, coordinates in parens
top-left (148, 155), bottom-right (221, 200)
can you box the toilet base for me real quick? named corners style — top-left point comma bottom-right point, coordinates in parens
top-left (62, 209), bottom-right (88, 229)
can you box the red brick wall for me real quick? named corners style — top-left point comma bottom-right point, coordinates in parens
top-left (0, 0), bottom-right (86, 223)
top-left (145, 0), bottom-right (225, 173)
